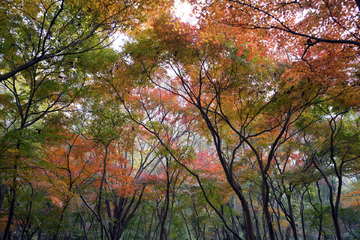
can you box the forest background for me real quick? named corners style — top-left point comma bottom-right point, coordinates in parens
top-left (1, 0), bottom-right (360, 239)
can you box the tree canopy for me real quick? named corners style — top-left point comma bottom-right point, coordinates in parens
top-left (1, 0), bottom-right (360, 239)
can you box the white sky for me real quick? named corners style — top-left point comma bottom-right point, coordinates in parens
top-left (173, 0), bottom-right (194, 22)
top-left (111, 0), bottom-right (194, 50)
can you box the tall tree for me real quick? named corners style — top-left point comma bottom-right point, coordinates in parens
top-left (190, 0), bottom-right (360, 87)
top-left (0, 1), bottom-right (176, 238)
top-left (115, 14), bottom-right (360, 239)
top-left (0, 0), bottom-right (172, 82)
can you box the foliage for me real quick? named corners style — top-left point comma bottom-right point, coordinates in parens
top-left (1, 0), bottom-right (360, 240)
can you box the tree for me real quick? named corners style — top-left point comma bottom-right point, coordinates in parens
top-left (0, 1), bottom-right (176, 238)
top-left (0, 44), bottom-right (115, 240)
top-left (114, 13), bottom-right (360, 239)
top-left (190, 0), bottom-right (360, 87)
top-left (194, 0), bottom-right (360, 45)
top-left (2, 1), bottom-right (360, 239)
top-left (301, 105), bottom-right (360, 239)
top-left (116, 15), bottom-right (276, 239)
top-left (0, 0), bottom-right (171, 82)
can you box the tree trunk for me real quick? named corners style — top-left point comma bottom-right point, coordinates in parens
top-left (38, 228), bottom-right (42, 240)
top-left (3, 180), bottom-right (17, 240)
top-left (261, 178), bottom-right (276, 240)
top-left (286, 194), bottom-right (298, 240)
top-left (0, 184), bottom-right (5, 212)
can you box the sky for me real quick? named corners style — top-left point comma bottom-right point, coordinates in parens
top-left (173, 0), bottom-right (194, 22)
top-left (111, 0), bottom-right (194, 51)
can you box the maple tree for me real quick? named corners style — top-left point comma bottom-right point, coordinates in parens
top-left (300, 106), bottom-right (360, 239)
top-left (115, 15), bottom-right (279, 239)
top-left (0, 0), bottom-right (174, 82)
top-left (0, 0), bottom-right (173, 238)
top-left (0, 45), bottom-right (115, 239)
top-left (1, 0), bottom-right (360, 239)
top-left (191, 0), bottom-right (360, 75)
top-left (112, 12), bottom-right (360, 239)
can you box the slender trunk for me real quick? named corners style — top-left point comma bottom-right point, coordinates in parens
top-left (53, 203), bottom-right (69, 240)
top-left (181, 211), bottom-right (192, 240)
top-left (285, 194), bottom-right (298, 240)
top-left (222, 226), bottom-right (226, 240)
top-left (0, 184), bottom-right (5, 213)
top-left (105, 199), bottom-right (114, 239)
top-left (313, 162), bottom-right (342, 240)
top-left (3, 143), bottom-right (20, 240)
top-left (261, 208), bottom-right (267, 239)
top-left (271, 199), bottom-right (284, 240)
top-left (2, 185), bottom-right (16, 240)
top-left (79, 212), bottom-right (89, 240)
top-left (329, 120), bottom-right (344, 240)
top-left (159, 189), bottom-right (170, 240)
top-left (3, 139), bottom-right (22, 240)
top-left (38, 229), bottom-right (42, 240)
top-left (315, 181), bottom-right (323, 240)
top-left (166, 191), bottom-right (176, 238)
top-left (223, 171), bottom-right (255, 239)
top-left (98, 145), bottom-right (109, 240)
top-left (160, 159), bottom-right (171, 240)
top-left (116, 188), bottom-right (146, 240)
top-left (20, 185), bottom-right (34, 240)
top-left (261, 177), bottom-right (275, 240)
top-left (249, 190), bottom-right (261, 239)
top-left (328, 187), bottom-right (342, 240)
top-left (147, 207), bottom-right (156, 239)
top-left (300, 189), bottom-right (307, 240)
